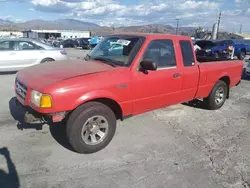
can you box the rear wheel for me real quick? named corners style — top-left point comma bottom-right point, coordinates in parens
top-left (40, 58), bottom-right (54, 64)
top-left (66, 102), bottom-right (117, 154)
top-left (203, 80), bottom-right (228, 110)
top-left (237, 51), bottom-right (246, 60)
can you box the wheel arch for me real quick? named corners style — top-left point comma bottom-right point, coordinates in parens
top-left (88, 98), bottom-right (123, 120)
top-left (219, 76), bottom-right (230, 98)
top-left (71, 91), bottom-right (124, 120)
top-left (241, 48), bottom-right (246, 53)
top-left (40, 57), bottom-right (55, 63)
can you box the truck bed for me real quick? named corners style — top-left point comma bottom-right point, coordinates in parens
top-left (195, 59), bottom-right (243, 98)
top-left (197, 55), bottom-right (235, 63)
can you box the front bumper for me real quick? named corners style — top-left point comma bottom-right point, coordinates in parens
top-left (15, 98), bottom-right (67, 124)
top-left (15, 98), bottom-right (50, 124)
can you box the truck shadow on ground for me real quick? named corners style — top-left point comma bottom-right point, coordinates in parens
top-left (8, 97), bottom-right (76, 153)
top-left (0, 147), bottom-right (20, 188)
top-left (182, 99), bottom-right (206, 109)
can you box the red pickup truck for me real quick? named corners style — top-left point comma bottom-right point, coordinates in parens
top-left (14, 33), bottom-right (243, 154)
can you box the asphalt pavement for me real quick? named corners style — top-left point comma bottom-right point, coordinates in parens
top-left (0, 49), bottom-right (250, 188)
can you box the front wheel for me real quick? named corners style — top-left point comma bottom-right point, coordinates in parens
top-left (66, 102), bottom-right (117, 154)
top-left (203, 80), bottom-right (228, 110)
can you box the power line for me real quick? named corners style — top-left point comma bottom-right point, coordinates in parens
top-left (240, 24), bottom-right (242, 33)
top-left (217, 11), bottom-right (222, 39)
top-left (175, 18), bottom-right (180, 35)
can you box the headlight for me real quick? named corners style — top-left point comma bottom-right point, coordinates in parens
top-left (30, 90), bottom-right (52, 108)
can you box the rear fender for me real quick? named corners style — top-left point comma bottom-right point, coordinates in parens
top-left (218, 73), bottom-right (230, 98)
top-left (204, 72), bottom-right (230, 98)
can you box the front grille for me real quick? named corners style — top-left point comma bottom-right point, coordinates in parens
top-left (15, 79), bottom-right (27, 100)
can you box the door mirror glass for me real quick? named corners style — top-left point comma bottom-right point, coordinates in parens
top-left (140, 60), bottom-right (157, 71)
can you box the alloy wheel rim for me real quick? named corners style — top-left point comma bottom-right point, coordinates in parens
top-left (215, 87), bottom-right (224, 105)
top-left (81, 115), bottom-right (109, 145)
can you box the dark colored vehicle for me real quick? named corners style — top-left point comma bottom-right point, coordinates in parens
top-left (58, 39), bottom-right (78, 48)
top-left (14, 33), bottom-right (243, 154)
top-left (76, 38), bottom-right (91, 49)
top-left (195, 40), bottom-right (232, 60)
top-left (212, 40), bottom-right (249, 60)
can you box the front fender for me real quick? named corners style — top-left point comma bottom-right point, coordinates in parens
top-left (71, 90), bottom-right (121, 109)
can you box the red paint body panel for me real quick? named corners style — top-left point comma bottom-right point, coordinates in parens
top-left (196, 60), bottom-right (243, 98)
top-left (15, 33), bottom-right (244, 118)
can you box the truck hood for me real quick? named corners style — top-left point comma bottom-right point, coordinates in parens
top-left (17, 59), bottom-right (116, 89)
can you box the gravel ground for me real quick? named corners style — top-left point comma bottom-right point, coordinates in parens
top-left (0, 49), bottom-right (249, 188)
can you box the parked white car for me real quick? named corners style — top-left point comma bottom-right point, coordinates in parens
top-left (0, 38), bottom-right (69, 72)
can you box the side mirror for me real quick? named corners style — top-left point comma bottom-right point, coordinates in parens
top-left (140, 60), bottom-right (157, 71)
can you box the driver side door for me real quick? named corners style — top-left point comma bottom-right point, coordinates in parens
top-left (131, 39), bottom-right (183, 114)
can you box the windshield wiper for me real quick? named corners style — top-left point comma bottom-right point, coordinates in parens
top-left (92, 57), bottom-right (118, 67)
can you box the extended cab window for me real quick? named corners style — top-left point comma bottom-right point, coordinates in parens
top-left (143, 39), bottom-right (176, 68)
top-left (179, 40), bottom-right (195, 67)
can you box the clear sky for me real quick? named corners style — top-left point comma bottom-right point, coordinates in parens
top-left (0, 0), bottom-right (250, 33)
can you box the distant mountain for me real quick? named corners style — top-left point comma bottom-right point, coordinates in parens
top-left (0, 19), bottom-right (14, 25)
top-left (91, 24), bottom-right (196, 36)
top-left (0, 19), bottom-right (197, 36)
top-left (0, 19), bottom-right (100, 30)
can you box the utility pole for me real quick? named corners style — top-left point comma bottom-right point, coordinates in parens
top-left (240, 24), bottom-right (242, 34)
top-left (217, 11), bottom-right (221, 39)
top-left (175, 18), bottom-right (180, 35)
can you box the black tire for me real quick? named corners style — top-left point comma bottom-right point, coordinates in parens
top-left (40, 58), bottom-right (54, 64)
top-left (203, 80), bottom-right (228, 110)
top-left (237, 51), bottom-right (246, 60)
top-left (66, 102), bottom-right (117, 154)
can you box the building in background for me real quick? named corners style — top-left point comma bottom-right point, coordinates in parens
top-left (0, 31), bottom-right (23, 38)
top-left (234, 33), bottom-right (250, 39)
top-left (22, 30), bottom-right (91, 39)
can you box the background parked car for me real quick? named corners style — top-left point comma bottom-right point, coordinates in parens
top-left (195, 39), bottom-right (250, 60)
top-left (245, 59), bottom-right (250, 77)
top-left (213, 40), bottom-right (249, 60)
top-left (76, 38), bottom-right (91, 49)
top-left (0, 38), bottom-right (68, 72)
top-left (89, 36), bottom-right (102, 49)
top-left (195, 40), bottom-right (233, 60)
top-left (54, 39), bottom-right (78, 48)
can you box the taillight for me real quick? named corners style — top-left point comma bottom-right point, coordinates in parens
top-left (60, 51), bottom-right (67, 55)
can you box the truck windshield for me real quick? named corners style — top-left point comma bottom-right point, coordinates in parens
top-left (87, 35), bottom-right (144, 67)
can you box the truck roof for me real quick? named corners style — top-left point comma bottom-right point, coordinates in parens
top-left (107, 33), bottom-right (192, 40)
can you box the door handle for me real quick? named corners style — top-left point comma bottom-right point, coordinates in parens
top-left (173, 73), bottom-right (181, 78)
top-left (9, 52), bottom-right (16, 55)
